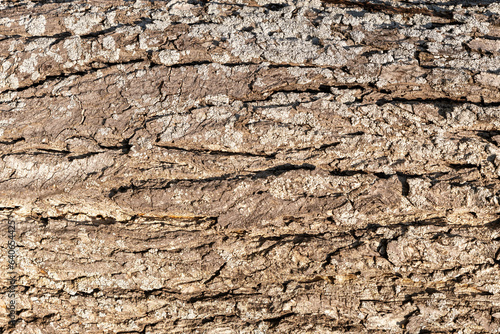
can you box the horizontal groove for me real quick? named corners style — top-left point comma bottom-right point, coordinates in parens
top-left (321, 0), bottom-right (454, 19)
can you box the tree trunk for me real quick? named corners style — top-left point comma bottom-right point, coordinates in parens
top-left (1, 0), bottom-right (500, 332)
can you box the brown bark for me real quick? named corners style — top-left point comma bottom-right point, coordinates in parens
top-left (1, 0), bottom-right (500, 332)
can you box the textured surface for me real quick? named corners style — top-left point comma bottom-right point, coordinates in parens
top-left (1, 0), bottom-right (500, 332)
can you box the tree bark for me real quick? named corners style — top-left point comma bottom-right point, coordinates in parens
top-left (1, 0), bottom-right (500, 332)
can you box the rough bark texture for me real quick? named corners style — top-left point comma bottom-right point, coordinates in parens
top-left (1, 0), bottom-right (500, 332)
